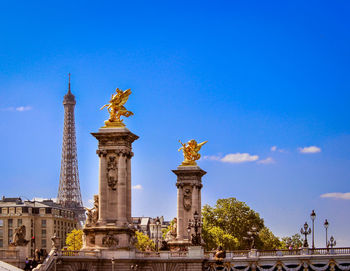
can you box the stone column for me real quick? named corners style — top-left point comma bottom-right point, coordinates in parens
top-left (176, 183), bottom-right (184, 240)
top-left (198, 184), bottom-right (202, 217)
top-left (97, 150), bottom-right (107, 222)
top-left (117, 152), bottom-right (127, 226)
top-left (126, 157), bottom-right (132, 223)
top-left (169, 166), bottom-right (206, 249)
top-left (83, 127), bottom-right (138, 251)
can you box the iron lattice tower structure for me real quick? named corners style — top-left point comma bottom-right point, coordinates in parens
top-left (57, 74), bottom-right (85, 222)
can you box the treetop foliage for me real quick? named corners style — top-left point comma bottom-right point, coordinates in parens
top-left (202, 198), bottom-right (283, 250)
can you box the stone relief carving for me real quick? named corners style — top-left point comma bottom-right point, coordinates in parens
top-left (183, 188), bottom-right (192, 211)
top-left (11, 225), bottom-right (29, 246)
top-left (165, 218), bottom-right (177, 241)
top-left (102, 232), bottom-right (118, 248)
top-left (107, 156), bottom-right (118, 190)
top-left (85, 195), bottom-right (99, 227)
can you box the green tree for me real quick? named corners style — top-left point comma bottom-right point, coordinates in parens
top-left (202, 198), bottom-right (281, 250)
top-left (135, 231), bottom-right (155, 251)
top-left (280, 234), bottom-right (303, 249)
top-left (258, 227), bottom-right (281, 249)
top-left (65, 229), bottom-right (83, 251)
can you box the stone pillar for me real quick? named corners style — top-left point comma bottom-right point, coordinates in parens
top-left (169, 166), bottom-right (206, 249)
top-left (117, 152), bottom-right (127, 225)
top-left (97, 150), bottom-right (107, 222)
top-left (83, 127), bottom-right (138, 251)
top-left (126, 157), bottom-right (132, 223)
top-left (176, 183), bottom-right (184, 240)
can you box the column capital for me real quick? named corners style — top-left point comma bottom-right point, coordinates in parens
top-left (96, 150), bottom-right (107, 157)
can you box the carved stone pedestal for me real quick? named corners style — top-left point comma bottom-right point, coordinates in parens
top-left (168, 166), bottom-right (206, 250)
top-left (82, 127), bottom-right (138, 251)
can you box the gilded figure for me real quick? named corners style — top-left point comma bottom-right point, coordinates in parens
top-left (100, 88), bottom-right (133, 127)
top-left (178, 139), bottom-right (207, 166)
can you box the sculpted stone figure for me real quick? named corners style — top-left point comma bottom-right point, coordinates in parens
top-left (183, 188), bottom-right (192, 211)
top-left (11, 225), bottom-right (29, 246)
top-left (178, 139), bottom-right (207, 166)
top-left (166, 218), bottom-right (177, 241)
top-left (85, 195), bottom-right (99, 226)
top-left (107, 156), bottom-right (118, 190)
top-left (102, 232), bottom-right (118, 248)
top-left (100, 88), bottom-right (133, 127)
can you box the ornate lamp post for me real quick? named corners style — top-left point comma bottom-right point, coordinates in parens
top-left (324, 219), bottom-right (329, 248)
top-left (188, 211), bottom-right (202, 246)
top-left (300, 222), bottom-right (311, 247)
top-left (155, 217), bottom-right (160, 251)
top-left (310, 210), bottom-right (316, 249)
top-left (243, 226), bottom-right (259, 249)
top-left (328, 236), bottom-right (336, 249)
top-left (187, 225), bottom-right (191, 240)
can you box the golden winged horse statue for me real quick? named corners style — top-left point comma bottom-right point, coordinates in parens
top-left (178, 139), bottom-right (208, 166)
top-left (100, 88), bottom-right (134, 127)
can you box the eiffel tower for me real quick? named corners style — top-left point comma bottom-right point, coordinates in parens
top-left (57, 74), bottom-right (85, 223)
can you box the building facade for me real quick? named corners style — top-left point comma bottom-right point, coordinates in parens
top-left (132, 216), bottom-right (170, 248)
top-left (0, 197), bottom-right (78, 256)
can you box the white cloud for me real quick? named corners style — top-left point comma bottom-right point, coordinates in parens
top-left (1, 106), bottom-right (32, 112)
top-left (203, 155), bottom-right (221, 161)
top-left (270, 145), bottom-right (286, 153)
top-left (299, 146), bottom-right (321, 154)
top-left (320, 192), bottom-right (350, 200)
top-left (257, 157), bottom-right (275, 164)
top-left (132, 184), bottom-right (143, 190)
top-left (16, 106), bottom-right (32, 112)
top-left (221, 153), bottom-right (259, 163)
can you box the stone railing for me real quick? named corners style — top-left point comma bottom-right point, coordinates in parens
top-left (32, 250), bottom-right (57, 271)
top-left (51, 247), bottom-right (350, 260)
top-left (205, 248), bottom-right (350, 259)
top-left (60, 250), bottom-right (101, 257)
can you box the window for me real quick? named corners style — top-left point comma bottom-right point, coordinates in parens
top-left (41, 220), bottom-right (46, 228)
top-left (8, 229), bottom-right (13, 244)
top-left (0, 229), bottom-right (3, 238)
top-left (0, 239), bottom-right (3, 247)
top-left (0, 220), bottom-right (3, 227)
top-left (41, 239), bottom-right (46, 248)
top-left (8, 219), bottom-right (13, 228)
top-left (17, 219), bottom-right (22, 227)
top-left (42, 229), bottom-right (46, 237)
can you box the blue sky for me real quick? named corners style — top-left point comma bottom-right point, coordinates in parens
top-left (0, 1), bottom-right (350, 246)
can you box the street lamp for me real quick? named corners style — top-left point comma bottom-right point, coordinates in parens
top-left (300, 222), bottom-right (311, 248)
top-left (324, 219), bottom-right (329, 248)
top-left (155, 217), bottom-right (160, 251)
top-left (243, 226), bottom-right (259, 249)
top-left (188, 211), bottom-right (202, 246)
top-left (310, 210), bottom-right (316, 249)
top-left (328, 236), bottom-right (336, 249)
top-left (187, 225), bottom-right (191, 240)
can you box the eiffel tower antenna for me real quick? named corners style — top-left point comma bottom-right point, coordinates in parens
top-left (57, 74), bottom-right (85, 222)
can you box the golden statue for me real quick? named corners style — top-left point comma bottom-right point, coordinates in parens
top-left (100, 88), bottom-right (134, 128)
top-left (178, 139), bottom-right (208, 166)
